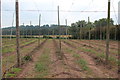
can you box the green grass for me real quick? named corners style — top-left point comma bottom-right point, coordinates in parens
top-left (72, 53), bottom-right (80, 58)
top-left (5, 68), bottom-right (22, 78)
top-left (3, 55), bottom-right (16, 65)
top-left (5, 73), bottom-right (16, 78)
top-left (72, 53), bottom-right (89, 71)
top-left (11, 68), bottom-right (22, 73)
top-left (78, 46), bottom-right (118, 65)
top-left (64, 45), bottom-right (90, 71)
top-left (2, 39), bottom-right (37, 54)
top-left (21, 39), bottom-right (36, 46)
top-left (66, 40), bottom-right (118, 65)
top-left (35, 48), bottom-right (50, 78)
top-left (2, 47), bottom-right (15, 53)
top-left (76, 59), bottom-right (89, 71)
top-left (2, 38), bottom-right (39, 77)
top-left (3, 44), bottom-right (15, 48)
top-left (79, 47), bottom-right (96, 54)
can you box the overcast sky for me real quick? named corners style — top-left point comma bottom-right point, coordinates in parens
top-left (1, 0), bottom-right (120, 28)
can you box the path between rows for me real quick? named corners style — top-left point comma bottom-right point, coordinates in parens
top-left (17, 40), bottom-right (48, 78)
top-left (62, 40), bottom-right (118, 78)
top-left (2, 40), bottom-right (39, 75)
top-left (71, 40), bottom-right (118, 59)
top-left (47, 39), bottom-right (85, 78)
top-left (2, 39), bottom-right (37, 58)
top-left (16, 39), bottom-right (118, 78)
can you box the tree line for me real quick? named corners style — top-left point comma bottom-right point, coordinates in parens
top-left (2, 24), bottom-right (69, 36)
top-left (2, 18), bottom-right (119, 40)
top-left (69, 18), bottom-right (119, 40)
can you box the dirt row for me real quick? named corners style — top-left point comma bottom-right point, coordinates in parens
top-left (16, 39), bottom-right (83, 78)
top-left (17, 39), bottom-right (48, 78)
top-left (2, 39), bottom-right (37, 57)
top-left (70, 40), bottom-right (118, 58)
top-left (8, 39), bottom-right (118, 78)
top-left (2, 38), bottom-right (33, 47)
top-left (2, 39), bottom-right (45, 77)
top-left (84, 40), bottom-right (118, 50)
top-left (47, 39), bottom-right (83, 78)
top-left (62, 40), bottom-right (118, 78)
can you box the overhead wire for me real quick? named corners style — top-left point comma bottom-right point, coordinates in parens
top-left (2, 0), bottom-right (119, 27)
top-left (2, 9), bottom-right (118, 13)
top-left (111, 0), bottom-right (118, 25)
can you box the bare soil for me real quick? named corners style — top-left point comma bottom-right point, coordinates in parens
top-left (4, 39), bottom-right (118, 78)
top-left (46, 39), bottom-right (85, 78)
top-left (62, 39), bottom-right (118, 78)
top-left (17, 39), bottom-right (47, 78)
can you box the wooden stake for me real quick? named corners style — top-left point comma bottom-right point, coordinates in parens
top-left (22, 23), bottom-right (24, 37)
top-left (106, 0), bottom-right (110, 64)
top-left (10, 13), bottom-right (14, 40)
top-left (0, 0), bottom-right (2, 79)
top-left (38, 14), bottom-right (41, 46)
top-left (115, 25), bottom-right (117, 40)
top-left (30, 21), bottom-right (32, 38)
top-left (16, 0), bottom-right (20, 67)
top-left (88, 17), bottom-right (91, 46)
top-left (65, 19), bottom-right (68, 39)
top-left (58, 6), bottom-right (62, 59)
top-left (100, 22), bottom-right (102, 40)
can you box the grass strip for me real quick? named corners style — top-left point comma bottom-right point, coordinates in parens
top-left (35, 48), bottom-right (51, 78)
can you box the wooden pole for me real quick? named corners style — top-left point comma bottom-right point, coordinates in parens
top-left (118, 25), bottom-right (120, 79)
top-left (22, 23), bottom-right (24, 37)
top-left (58, 6), bottom-right (61, 50)
top-left (88, 17), bottom-right (91, 40)
top-left (114, 25), bottom-right (117, 40)
top-left (106, 0), bottom-right (110, 64)
top-left (30, 21), bottom-right (31, 27)
top-left (26, 24), bottom-right (27, 39)
top-left (80, 24), bottom-right (83, 40)
top-left (88, 17), bottom-right (91, 46)
top-left (38, 14), bottom-right (41, 46)
top-left (52, 29), bottom-right (55, 38)
top-left (65, 19), bottom-right (68, 39)
top-left (16, 0), bottom-right (20, 67)
top-left (58, 6), bottom-right (62, 58)
top-left (30, 21), bottom-right (32, 38)
top-left (10, 13), bottom-right (14, 40)
top-left (100, 22), bottom-right (102, 40)
top-left (0, 0), bottom-right (2, 79)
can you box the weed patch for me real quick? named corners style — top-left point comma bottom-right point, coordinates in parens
top-left (35, 48), bottom-right (50, 78)
top-left (5, 68), bottom-right (21, 78)
top-left (76, 59), bottom-right (89, 71)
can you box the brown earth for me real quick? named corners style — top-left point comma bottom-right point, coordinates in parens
top-left (62, 39), bottom-right (118, 78)
top-left (4, 39), bottom-right (118, 78)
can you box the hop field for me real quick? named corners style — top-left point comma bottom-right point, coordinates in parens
top-left (2, 38), bottom-right (119, 78)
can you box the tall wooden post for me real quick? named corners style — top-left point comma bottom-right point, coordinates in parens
top-left (10, 13), bottom-right (14, 40)
top-left (0, 0), bottom-right (2, 79)
top-left (100, 22), bottom-right (102, 40)
top-left (65, 19), bottom-right (68, 39)
top-left (26, 24), bottom-right (27, 39)
top-left (16, 0), bottom-right (20, 67)
top-left (22, 23), bottom-right (24, 37)
top-left (118, 25), bottom-right (120, 79)
top-left (106, 0), bottom-right (110, 64)
top-left (38, 14), bottom-right (41, 46)
top-left (58, 6), bottom-right (62, 58)
top-left (88, 17), bottom-right (91, 46)
top-left (30, 21), bottom-right (31, 26)
top-left (30, 21), bottom-right (32, 38)
top-left (114, 25), bottom-right (117, 40)
top-left (80, 24), bottom-right (83, 40)
top-left (52, 29), bottom-right (55, 38)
